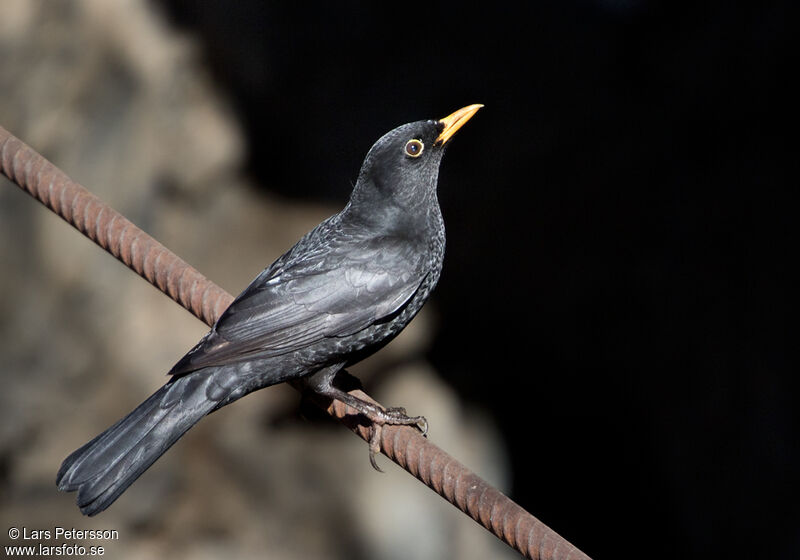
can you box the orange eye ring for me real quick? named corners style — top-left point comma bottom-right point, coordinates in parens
top-left (404, 139), bottom-right (424, 158)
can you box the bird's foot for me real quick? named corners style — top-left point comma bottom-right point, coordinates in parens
top-left (300, 369), bottom-right (427, 471)
top-left (365, 406), bottom-right (428, 472)
top-left (326, 392), bottom-right (427, 471)
top-left (368, 406), bottom-right (428, 435)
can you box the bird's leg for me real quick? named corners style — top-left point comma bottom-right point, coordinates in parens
top-left (320, 388), bottom-right (428, 472)
top-left (300, 366), bottom-right (428, 471)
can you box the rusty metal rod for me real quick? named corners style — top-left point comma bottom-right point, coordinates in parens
top-left (0, 124), bottom-right (590, 560)
top-left (0, 129), bottom-right (231, 327)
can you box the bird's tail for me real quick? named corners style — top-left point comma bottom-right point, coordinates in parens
top-left (57, 369), bottom-right (228, 516)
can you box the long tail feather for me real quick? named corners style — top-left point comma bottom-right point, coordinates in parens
top-left (56, 369), bottom-right (228, 516)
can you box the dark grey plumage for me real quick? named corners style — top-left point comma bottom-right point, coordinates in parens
top-left (57, 107), bottom-right (480, 516)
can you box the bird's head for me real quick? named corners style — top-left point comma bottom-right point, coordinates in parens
top-left (348, 105), bottom-right (482, 224)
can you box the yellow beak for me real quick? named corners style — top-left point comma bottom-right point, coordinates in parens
top-left (435, 104), bottom-right (484, 145)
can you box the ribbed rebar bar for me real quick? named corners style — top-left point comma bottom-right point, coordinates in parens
top-left (0, 127), bottom-right (232, 326)
top-left (0, 124), bottom-right (590, 560)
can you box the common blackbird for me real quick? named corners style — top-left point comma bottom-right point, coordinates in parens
top-left (57, 104), bottom-right (482, 515)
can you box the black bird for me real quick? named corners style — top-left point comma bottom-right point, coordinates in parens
top-left (56, 104), bottom-right (483, 515)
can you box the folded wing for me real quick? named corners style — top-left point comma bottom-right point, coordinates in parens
top-left (169, 232), bottom-right (426, 376)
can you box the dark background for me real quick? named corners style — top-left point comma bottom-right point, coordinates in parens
top-left (160, 1), bottom-right (795, 558)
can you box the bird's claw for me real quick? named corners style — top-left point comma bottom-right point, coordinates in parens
top-left (369, 425), bottom-right (384, 473)
top-left (416, 416), bottom-right (429, 437)
top-left (382, 407), bottom-right (427, 432)
top-left (367, 407), bottom-right (428, 472)
top-left (386, 408), bottom-right (428, 437)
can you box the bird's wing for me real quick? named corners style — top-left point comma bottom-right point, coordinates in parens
top-left (168, 233), bottom-right (426, 376)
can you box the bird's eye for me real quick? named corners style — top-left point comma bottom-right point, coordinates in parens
top-left (404, 139), bottom-right (424, 158)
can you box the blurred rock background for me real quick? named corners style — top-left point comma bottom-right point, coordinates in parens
top-left (0, 1), bottom-right (511, 559)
